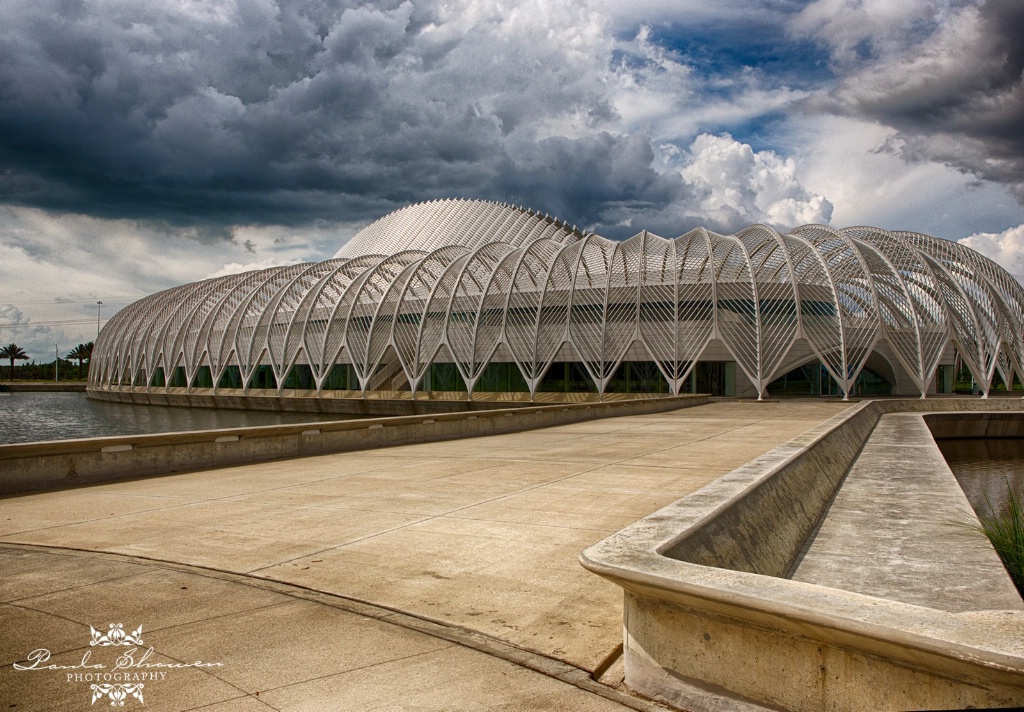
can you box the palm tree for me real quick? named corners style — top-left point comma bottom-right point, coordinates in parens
top-left (67, 343), bottom-right (93, 380)
top-left (0, 343), bottom-right (29, 381)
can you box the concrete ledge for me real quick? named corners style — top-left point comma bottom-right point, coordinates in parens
top-left (87, 385), bottom-right (669, 416)
top-left (0, 394), bottom-right (707, 496)
top-left (580, 398), bottom-right (1024, 712)
top-left (1, 382), bottom-right (87, 392)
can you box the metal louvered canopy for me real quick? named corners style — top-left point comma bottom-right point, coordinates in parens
top-left (90, 199), bottom-right (1024, 401)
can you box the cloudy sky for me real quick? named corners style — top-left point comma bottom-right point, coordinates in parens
top-left (1, 0), bottom-right (1023, 360)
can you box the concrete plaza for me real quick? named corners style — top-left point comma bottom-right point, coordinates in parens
top-left (1, 400), bottom-right (848, 710)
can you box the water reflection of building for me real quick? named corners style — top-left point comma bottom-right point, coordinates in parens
top-left (89, 199), bottom-right (1024, 401)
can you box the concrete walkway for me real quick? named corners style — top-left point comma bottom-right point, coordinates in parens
top-left (1, 400), bottom-right (848, 709)
top-left (1, 546), bottom-right (641, 711)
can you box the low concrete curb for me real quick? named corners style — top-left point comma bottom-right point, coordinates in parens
top-left (580, 398), bottom-right (1024, 712)
top-left (0, 394), bottom-right (707, 495)
top-left (1, 382), bottom-right (88, 392)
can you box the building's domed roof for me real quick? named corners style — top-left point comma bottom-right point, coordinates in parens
top-left (334, 198), bottom-right (583, 258)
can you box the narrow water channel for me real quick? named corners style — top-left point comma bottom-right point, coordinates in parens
top-left (937, 438), bottom-right (1024, 518)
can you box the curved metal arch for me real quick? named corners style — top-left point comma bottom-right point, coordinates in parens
top-left (634, 231), bottom-right (680, 392)
top-left (568, 235), bottom-right (620, 394)
top-left (444, 241), bottom-right (519, 394)
top-left (734, 224), bottom-right (802, 398)
top-left (152, 281), bottom-right (220, 386)
top-left (412, 252), bottom-right (477, 393)
top-left (907, 235), bottom-right (1006, 395)
top-left (119, 287), bottom-right (179, 385)
top-left (845, 227), bottom-right (951, 396)
top-left (312, 254), bottom-right (389, 388)
top-left (180, 272), bottom-right (254, 387)
top-left (916, 250), bottom-right (988, 389)
top-left (654, 228), bottom-right (717, 394)
top-left (873, 232), bottom-right (952, 384)
top-left (257, 260), bottom-right (352, 393)
top-left (902, 231), bottom-right (1024, 393)
top-left (792, 224), bottom-right (882, 398)
top-left (503, 237), bottom-right (574, 394)
top-left (138, 282), bottom-right (209, 386)
top-left (92, 292), bottom-right (156, 387)
top-left (156, 277), bottom-right (226, 388)
top-left (707, 230), bottom-right (764, 397)
top-left (205, 266), bottom-right (297, 387)
top-left (601, 234), bottom-right (644, 388)
top-left (205, 270), bottom-right (282, 387)
top-left (188, 271), bottom-right (261, 388)
top-left (121, 288), bottom-right (177, 378)
top-left (107, 296), bottom-right (156, 386)
top-left (843, 230), bottom-right (928, 397)
top-left (235, 264), bottom-right (315, 390)
top-left (347, 250), bottom-right (428, 392)
top-left (274, 258), bottom-right (355, 387)
top-left (543, 235), bottom-right (597, 393)
top-left (391, 245), bottom-right (470, 392)
top-left (779, 231), bottom-right (846, 394)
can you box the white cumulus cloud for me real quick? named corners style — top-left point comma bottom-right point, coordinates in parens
top-left (676, 134), bottom-right (833, 230)
top-left (959, 224), bottom-right (1024, 284)
top-left (206, 258), bottom-right (306, 279)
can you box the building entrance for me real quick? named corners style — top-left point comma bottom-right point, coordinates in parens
top-left (694, 362), bottom-right (735, 396)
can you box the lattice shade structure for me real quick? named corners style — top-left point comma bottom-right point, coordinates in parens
top-left (89, 199), bottom-right (1024, 400)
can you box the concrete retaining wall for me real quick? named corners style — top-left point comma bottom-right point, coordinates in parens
top-left (87, 385), bottom-right (663, 416)
top-left (662, 401), bottom-right (877, 578)
top-left (0, 394), bottom-right (707, 496)
top-left (925, 411), bottom-right (1024, 439)
top-left (581, 397), bottom-right (1024, 712)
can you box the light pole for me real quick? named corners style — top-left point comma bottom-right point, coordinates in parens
top-left (96, 301), bottom-right (103, 340)
top-left (55, 344), bottom-right (58, 383)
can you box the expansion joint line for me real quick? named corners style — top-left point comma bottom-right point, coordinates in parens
top-left (0, 542), bottom-right (662, 712)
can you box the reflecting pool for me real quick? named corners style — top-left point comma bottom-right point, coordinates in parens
top-left (0, 392), bottom-right (353, 444)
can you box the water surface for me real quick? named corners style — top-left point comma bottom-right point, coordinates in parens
top-left (938, 438), bottom-right (1024, 518)
top-left (0, 392), bottom-right (354, 444)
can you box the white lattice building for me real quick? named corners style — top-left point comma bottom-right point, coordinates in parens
top-left (88, 199), bottom-right (1024, 401)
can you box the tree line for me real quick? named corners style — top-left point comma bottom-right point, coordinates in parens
top-left (1, 342), bottom-right (93, 381)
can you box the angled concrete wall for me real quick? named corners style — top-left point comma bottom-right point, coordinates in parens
top-left (581, 398), bottom-right (1024, 712)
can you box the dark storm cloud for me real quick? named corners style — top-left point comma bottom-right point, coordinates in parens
top-left (0, 0), bottom-right (405, 225)
top-left (800, 0), bottom-right (1024, 199)
top-left (495, 133), bottom-right (688, 237)
top-left (0, 0), bottom-right (687, 232)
